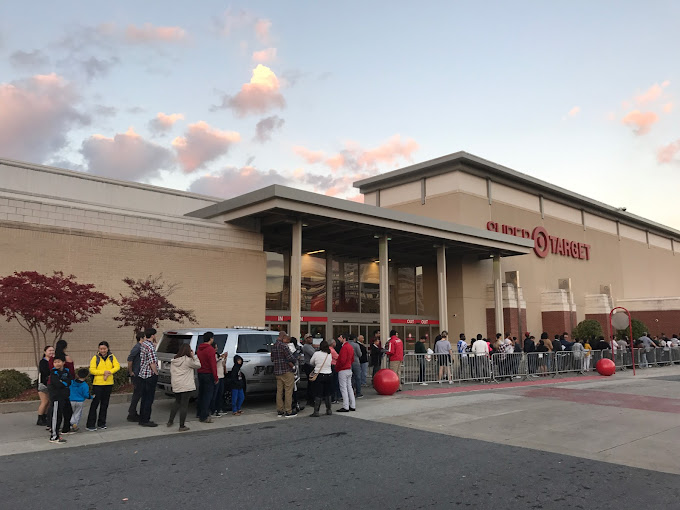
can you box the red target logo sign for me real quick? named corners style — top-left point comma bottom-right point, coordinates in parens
top-left (532, 226), bottom-right (549, 258)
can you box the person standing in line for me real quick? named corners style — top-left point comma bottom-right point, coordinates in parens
top-left (309, 340), bottom-right (334, 417)
top-left (86, 341), bottom-right (120, 431)
top-left (456, 334), bottom-right (469, 379)
top-left (36, 345), bottom-right (55, 426)
top-left (68, 368), bottom-right (92, 432)
top-left (415, 334), bottom-right (428, 384)
top-left (196, 331), bottom-right (218, 423)
top-left (386, 329), bottom-right (404, 391)
top-left (49, 339), bottom-right (76, 380)
top-left (358, 335), bottom-right (369, 388)
top-left (211, 350), bottom-right (228, 418)
top-left (335, 334), bottom-right (356, 412)
top-left (271, 331), bottom-right (298, 417)
top-left (288, 337), bottom-right (305, 413)
top-left (524, 334), bottom-right (537, 377)
top-left (228, 355), bottom-right (246, 416)
top-left (329, 339), bottom-right (341, 403)
top-left (168, 343), bottom-right (200, 432)
top-left (435, 331), bottom-right (453, 384)
top-left (349, 334), bottom-right (363, 398)
top-left (572, 336), bottom-right (585, 371)
top-left (138, 328), bottom-right (160, 427)
top-left (301, 334), bottom-right (316, 407)
top-left (369, 333), bottom-right (383, 378)
top-left (471, 335), bottom-right (490, 379)
top-left (536, 339), bottom-right (549, 375)
top-left (126, 331), bottom-right (144, 422)
top-left (48, 354), bottom-right (71, 444)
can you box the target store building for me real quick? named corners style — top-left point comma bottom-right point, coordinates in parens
top-left (1, 151), bottom-right (680, 372)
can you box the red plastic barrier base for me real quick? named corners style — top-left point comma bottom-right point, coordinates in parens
top-left (373, 369), bottom-right (400, 395)
top-left (596, 358), bottom-right (616, 376)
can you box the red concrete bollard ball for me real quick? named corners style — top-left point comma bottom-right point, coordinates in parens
top-left (596, 358), bottom-right (616, 376)
top-left (373, 368), bottom-right (400, 395)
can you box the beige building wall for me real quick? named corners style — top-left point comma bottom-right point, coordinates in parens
top-left (379, 173), bottom-right (680, 337)
top-left (0, 164), bottom-right (265, 373)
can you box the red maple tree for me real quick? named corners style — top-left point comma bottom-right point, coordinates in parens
top-left (0, 271), bottom-right (114, 367)
top-left (113, 274), bottom-right (197, 339)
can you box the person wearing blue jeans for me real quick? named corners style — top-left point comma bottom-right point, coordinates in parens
top-left (196, 332), bottom-right (218, 423)
top-left (228, 355), bottom-right (245, 415)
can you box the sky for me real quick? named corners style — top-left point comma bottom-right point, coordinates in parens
top-left (1, 1), bottom-right (679, 229)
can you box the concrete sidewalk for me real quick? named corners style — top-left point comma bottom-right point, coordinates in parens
top-left (2, 366), bottom-right (679, 477)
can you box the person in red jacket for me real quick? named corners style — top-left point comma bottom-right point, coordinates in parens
top-left (196, 332), bottom-right (218, 423)
top-left (335, 334), bottom-right (356, 412)
top-left (386, 329), bottom-right (404, 391)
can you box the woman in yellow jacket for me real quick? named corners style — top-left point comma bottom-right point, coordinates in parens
top-left (86, 341), bottom-right (120, 431)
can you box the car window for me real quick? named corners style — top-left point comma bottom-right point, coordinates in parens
top-left (196, 334), bottom-right (228, 353)
top-left (237, 334), bottom-right (275, 353)
top-left (157, 334), bottom-right (193, 354)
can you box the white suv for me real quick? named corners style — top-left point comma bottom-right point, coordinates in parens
top-left (155, 328), bottom-right (280, 398)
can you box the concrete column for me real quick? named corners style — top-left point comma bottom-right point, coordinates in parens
top-left (436, 246), bottom-right (448, 333)
top-left (493, 254), bottom-right (504, 336)
top-left (379, 235), bottom-right (390, 343)
top-left (290, 220), bottom-right (302, 338)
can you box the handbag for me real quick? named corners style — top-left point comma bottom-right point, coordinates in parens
top-left (308, 353), bottom-right (329, 382)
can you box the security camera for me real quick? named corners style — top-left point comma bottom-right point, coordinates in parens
top-left (452, 314), bottom-right (457, 317)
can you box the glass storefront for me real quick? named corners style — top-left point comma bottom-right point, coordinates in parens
top-left (266, 251), bottom-right (436, 326)
top-left (301, 252), bottom-right (326, 312)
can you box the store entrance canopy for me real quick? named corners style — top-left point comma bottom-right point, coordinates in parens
top-left (187, 185), bottom-right (533, 264)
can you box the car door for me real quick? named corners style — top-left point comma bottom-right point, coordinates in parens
top-left (236, 333), bottom-right (277, 392)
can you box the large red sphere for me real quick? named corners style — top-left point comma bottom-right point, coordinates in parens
top-left (596, 358), bottom-right (616, 376)
top-left (373, 369), bottom-right (400, 395)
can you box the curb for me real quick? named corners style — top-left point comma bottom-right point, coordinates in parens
top-left (0, 391), bottom-right (170, 414)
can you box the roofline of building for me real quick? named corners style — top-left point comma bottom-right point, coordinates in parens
top-left (0, 157), bottom-right (223, 204)
top-left (186, 184), bottom-right (535, 253)
top-left (353, 151), bottom-right (680, 240)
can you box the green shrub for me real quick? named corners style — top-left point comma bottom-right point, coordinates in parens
top-left (0, 369), bottom-right (33, 400)
top-left (615, 318), bottom-right (648, 340)
top-left (573, 319), bottom-right (603, 341)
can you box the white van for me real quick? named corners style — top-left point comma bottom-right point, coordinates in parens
top-left (155, 328), bottom-right (280, 398)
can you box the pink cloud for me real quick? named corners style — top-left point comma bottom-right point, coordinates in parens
top-left (293, 146), bottom-right (325, 164)
top-left (0, 73), bottom-right (89, 162)
top-left (567, 106), bottom-right (580, 117)
top-left (212, 64), bottom-right (285, 117)
top-left (148, 112), bottom-right (184, 133)
top-left (633, 81), bottom-right (670, 105)
top-left (254, 19), bottom-right (272, 44)
top-left (81, 127), bottom-right (172, 181)
top-left (663, 102), bottom-right (674, 114)
top-left (189, 165), bottom-right (290, 198)
top-left (357, 135), bottom-right (420, 168)
top-left (622, 110), bottom-right (658, 135)
top-left (172, 121), bottom-right (241, 172)
top-left (125, 23), bottom-right (187, 43)
top-left (657, 140), bottom-right (680, 164)
top-left (252, 47), bottom-right (277, 63)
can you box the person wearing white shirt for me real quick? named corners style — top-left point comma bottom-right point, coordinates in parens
top-left (471, 336), bottom-right (490, 379)
top-left (309, 340), bottom-right (334, 417)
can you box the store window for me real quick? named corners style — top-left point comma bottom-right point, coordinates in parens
top-left (360, 262), bottom-right (380, 313)
top-left (390, 266), bottom-right (416, 315)
top-left (301, 252), bottom-right (326, 312)
top-left (265, 251), bottom-right (290, 310)
top-left (332, 258), bottom-right (359, 312)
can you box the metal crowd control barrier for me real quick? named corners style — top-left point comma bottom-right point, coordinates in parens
top-left (400, 353), bottom-right (493, 386)
top-left (393, 346), bottom-right (680, 389)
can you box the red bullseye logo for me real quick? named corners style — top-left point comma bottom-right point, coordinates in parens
top-left (532, 226), bottom-right (549, 258)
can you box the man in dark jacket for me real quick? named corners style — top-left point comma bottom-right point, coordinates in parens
top-left (369, 331), bottom-right (383, 377)
top-left (48, 354), bottom-right (72, 444)
top-left (196, 331), bottom-right (218, 423)
top-left (524, 334), bottom-right (537, 377)
top-left (127, 330), bottom-right (144, 422)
